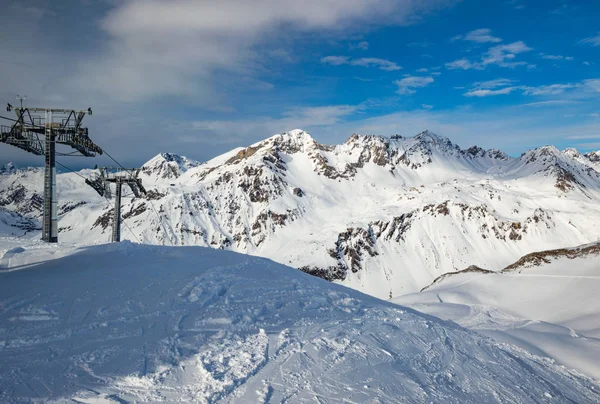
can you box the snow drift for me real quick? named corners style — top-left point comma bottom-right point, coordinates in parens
top-left (0, 241), bottom-right (599, 403)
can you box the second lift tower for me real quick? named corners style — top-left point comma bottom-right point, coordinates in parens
top-left (86, 167), bottom-right (146, 242)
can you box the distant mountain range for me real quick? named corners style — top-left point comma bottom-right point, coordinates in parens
top-left (2, 129), bottom-right (600, 298)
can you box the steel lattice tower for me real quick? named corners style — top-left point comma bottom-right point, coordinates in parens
top-left (1, 102), bottom-right (102, 242)
top-left (86, 167), bottom-right (146, 242)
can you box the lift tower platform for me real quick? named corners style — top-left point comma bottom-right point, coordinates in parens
top-left (0, 102), bottom-right (102, 242)
top-left (86, 167), bottom-right (146, 242)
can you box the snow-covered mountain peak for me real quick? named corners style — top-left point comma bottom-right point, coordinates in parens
top-left (344, 133), bottom-right (387, 145)
top-left (585, 150), bottom-right (600, 163)
top-left (563, 147), bottom-right (581, 158)
top-left (464, 146), bottom-right (509, 161)
top-left (141, 152), bottom-right (201, 180)
top-left (522, 145), bottom-right (562, 164)
top-left (0, 162), bottom-right (17, 174)
top-left (414, 129), bottom-right (448, 143)
top-left (261, 129), bottom-right (320, 153)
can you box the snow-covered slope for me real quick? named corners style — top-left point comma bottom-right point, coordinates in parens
top-left (3, 130), bottom-right (600, 298)
top-left (394, 242), bottom-right (600, 380)
top-left (1, 240), bottom-right (599, 403)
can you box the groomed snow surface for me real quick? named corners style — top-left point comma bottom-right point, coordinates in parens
top-left (1, 239), bottom-right (600, 403)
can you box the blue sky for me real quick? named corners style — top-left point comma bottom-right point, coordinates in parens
top-left (0, 0), bottom-right (599, 167)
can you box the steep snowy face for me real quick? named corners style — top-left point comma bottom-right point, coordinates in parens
top-left (3, 129), bottom-right (600, 298)
top-left (517, 145), bottom-right (600, 191)
top-left (584, 150), bottom-right (600, 165)
top-left (1, 241), bottom-right (599, 403)
top-left (0, 166), bottom-right (44, 219)
top-left (141, 152), bottom-right (201, 181)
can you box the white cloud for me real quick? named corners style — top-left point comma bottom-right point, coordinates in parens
top-left (321, 56), bottom-right (402, 71)
top-left (416, 68), bottom-right (429, 72)
top-left (464, 28), bottom-right (502, 43)
top-left (465, 88), bottom-right (516, 97)
top-left (522, 84), bottom-right (578, 96)
top-left (352, 58), bottom-right (403, 71)
top-left (482, 41), bottom-right (532, 67)
top-left (520, 100), bottom-right (578, 107)
top-left (445, 58), bottom-right (481, 70)
top-left (472, 78), bottom-right (516, 89)
top-left (539, 53), bottom-right (574, 61)
top-left (321, 56), bottom-right (350, 65)
top-left (446, 41), bottom-right (532, 70)
top-left (584, 79), bottom-right (600, 92)
top-left (421, 104), bottom-right (433, 109)
top-left (580, 32), bottom-right (600, 47)
top-left (461, 78), bottom-right (600, 98)
top-left (74, 0), bottom-right (453, 101)
top-left (395, 76), bottom-right (434, 94)
top-left (354, 41), bottom-right (369, 50)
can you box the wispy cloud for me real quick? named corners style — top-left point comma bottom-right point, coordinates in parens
top-left (482, 41), bottom-right (532, 67)
top-left (464, 28), bottom-right (502, 43)
top-left (445, 58), bottom-right (482, 70)
top-left (72, 0), bottom-right (454, 102)
top-left (464, 79), bottom-right (518, 97)
top-left (522, 84), bottom-right (578, 96)
top-left (352, 41), bottom-right (369, 50)
top-left (579, 32), bottom-right (600, 46)
top-left (584, 79), bottom-right (600, 92)
top-left (539, 53), bottom-right (574, 61)
top-left (465, 88), bottom-right (515, 97)
top-left (520, 100), bottom-right (578, 107)
top-left (321, 56), bottom-right (402, 71)
top-left (395, 76), bottom-right (435, 94)
top-left (446, 41), bottom-right (532, 70)
top-left (451, 28), bottom-right (502, 43)
top-left (462, 78), bottom-right (600, 98)
top-left (472, 78), bottom-right (516, 89)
